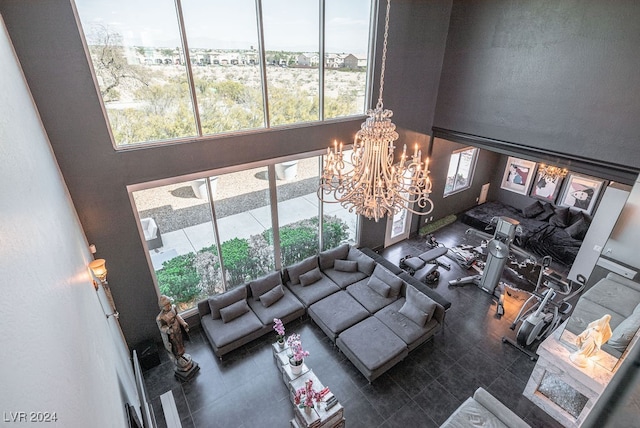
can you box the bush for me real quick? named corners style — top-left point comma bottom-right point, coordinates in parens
top-left (199, 237), bottom-right (271, 287)
top-left (156, 253), bottom-right (200, 308)
top-left (158, 215), bottom-right (349, 309)
top-left (322, 215), bottom-right (350, 250)
top-left (264, 215), bottom-right (350, 266)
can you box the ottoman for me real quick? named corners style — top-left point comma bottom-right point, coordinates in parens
top-left (308, 291), bottom-right (370, 342)
top-left (336, 317), bottom-right (408, 382)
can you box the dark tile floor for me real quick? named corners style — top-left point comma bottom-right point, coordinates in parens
top-left (143, 220), bottom-right (568, 427)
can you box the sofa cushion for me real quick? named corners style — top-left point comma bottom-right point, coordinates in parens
top-left (375, 299), bottom-right (440, 347)
top-left (441, 388), bottom-right (531, 428)
top-left (249, 271), bottom-right (281, 300)
top-left (608, 304), bottom-right (640, 352)
top-left (522, 200), bottom-right (544, 218)
top-left (549, 206), bottom-right (570, 227)
top-left (567, 298), bottom-right (627, 335)
top-left (583, 277), bottom-right (640, 318)
top-left (347, 247), bottom-right (376, 275)
top-left (406, 285), bottom-right (437, 321)
top-left (346, 279), bottom-right (398, 313)
top-left (208, 286), bottom-right (247, 320)
top-left (367, 276), bottom-right (391, 297)
top-left (248, 288), bottom-right (306, 325)
top-left (535, 203), bottom-right (555, 221)
top-left (565, 217), bottom-right (589, 240)
top-left (287, 256), bottom-right (319, 285)
top-left (260, 284), bottom-right (285, 307)
top-left (398, 301), bottom-right (428, 327)
top-left (337, 316), bottom-right (407, 372)
top-left (286, 274), bottom-right (341, 307)
top-left (200, 311), bottom-right (263, 348)
top-left (308, 291), bottom-right (370, 340)
top-left (300, 267), bottom-right (323, 286)
top-left (334, 259), bottom-right (358, 272)
top-left (319, 243), bottom-right (350, 270)
top-left (220, 299), bottom-right (250, 323)
top-left (323, 267), bottom-right (368, 289)
top-left (372, 264), bottom-right (403, 298)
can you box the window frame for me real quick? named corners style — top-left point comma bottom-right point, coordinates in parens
top-left (74, 0), bottom-right (376, 150)
top-left (443, 146), bottom-right (479, 197)
top-left (128, 147), bottom-right (359, 316)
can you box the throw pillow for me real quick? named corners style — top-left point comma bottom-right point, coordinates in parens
top-left (219, 299), bottom-right (250, 323)
top-left (208, 286), bottom-right (247, 320)
top-left (249, 271), bottom-right (281, 301)
top-left (535, 203), bottom-right (555, 221)
top-left (287, 256), bottom-right (318, 285)
top-left (299, 267), bottom-right (322, 286)
top-left (260, 284), bottom-right (285, 307)
top-left (565, 218), bottom-right (589, 240)
top-left (346, 247), bottom-right (376, 275)
top-left (367, 276), bottom-right (391, 298)
top-left (334, 259), bottom-right (358, 272)
top-left (549, 206), bottom-right (571, 227)
top-left (372, 264), bottom-right (403, 298)
top-left (608, 305), bottom-right (640, 352)
top-left (406, 285), bottom-right (437, 323)
top-left (318, 243), bottom-right (350, 270)
top-left (522, 200), bottom-right (544, 218)
top-left (399, 301), bottom-right (428, 327)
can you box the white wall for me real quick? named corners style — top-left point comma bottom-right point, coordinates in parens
top-left (0, 16), bottom-right (137, 427)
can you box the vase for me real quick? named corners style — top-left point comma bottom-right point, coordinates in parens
top-left (290, 358), bottom-right (303, 375)
top-left (304, 406), bottom-right (313, 415)
top-left (277, 339), bottom-right (285, 349)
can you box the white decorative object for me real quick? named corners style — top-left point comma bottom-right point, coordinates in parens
top-left (570, 314), bottom-right (612, 368)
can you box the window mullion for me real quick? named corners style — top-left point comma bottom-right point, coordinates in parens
top-left (267, 165), bottom-right (282, 270)
top-left (319, 0), bottom-right (325, 121)
top-left (255, 0), bottom-right (270, 128)
top-left (206, 179), bottom-right (228, 291)
top-left (174, 0), bottom-right (202, 136)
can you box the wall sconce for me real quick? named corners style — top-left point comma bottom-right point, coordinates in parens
top-left (89, 258), bottom-right (107, 289)
top-left (89, 258), bottom-right (118, 319)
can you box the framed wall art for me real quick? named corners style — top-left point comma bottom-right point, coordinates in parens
top-left (529, 171), bottom-right (564, 202)
top-left (558, 173), bottom-right (605, 214)
top-left (500, 157), bottom-right (537, 195)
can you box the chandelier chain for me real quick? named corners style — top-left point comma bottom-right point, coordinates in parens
top-left (318, 0), bottom-right (434, 222)
top-left (377, 0), bottom-right (391, 110)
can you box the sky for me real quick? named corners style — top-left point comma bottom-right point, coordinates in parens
top-left (75, 0), bottom-right (372, 54)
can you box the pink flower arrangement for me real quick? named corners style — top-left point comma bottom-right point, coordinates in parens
top-left (287, 333), bottom-right (309, 365)
top-left (293, 379), bottom-right (322, 411)
top-left (273, 318), bottom-right (285, 342)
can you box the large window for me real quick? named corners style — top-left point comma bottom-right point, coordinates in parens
top-left (131, 153), bottom-right (358, 312)
top-left (444, 147), bottom-right (478, 196)
top-left (75, 0), bottom-right (373, 147)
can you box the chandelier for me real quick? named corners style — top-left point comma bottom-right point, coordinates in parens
top-left (538, 164), bottom-right (568, 180)
top-left (317, 0), bottom-right (433, 222)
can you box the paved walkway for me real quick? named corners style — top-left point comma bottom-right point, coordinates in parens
top-left (149, 191), bottom-right (357, 270)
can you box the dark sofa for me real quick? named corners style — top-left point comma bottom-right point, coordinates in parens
top-left (459, 200), bottom-right (589, 265)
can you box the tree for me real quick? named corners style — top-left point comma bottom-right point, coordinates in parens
top-left (86, 25), bottom-right (149, 101)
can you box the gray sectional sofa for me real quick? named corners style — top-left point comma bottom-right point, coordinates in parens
top-left (441, 387), bottom-right (531, 428)
top-left (197, 243), bottom-right (452, 381)
top-left (564, 272), bottom-right (640, 358)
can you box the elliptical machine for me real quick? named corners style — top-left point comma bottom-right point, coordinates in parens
top-left (502, 256), bottom-right (586, 360)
